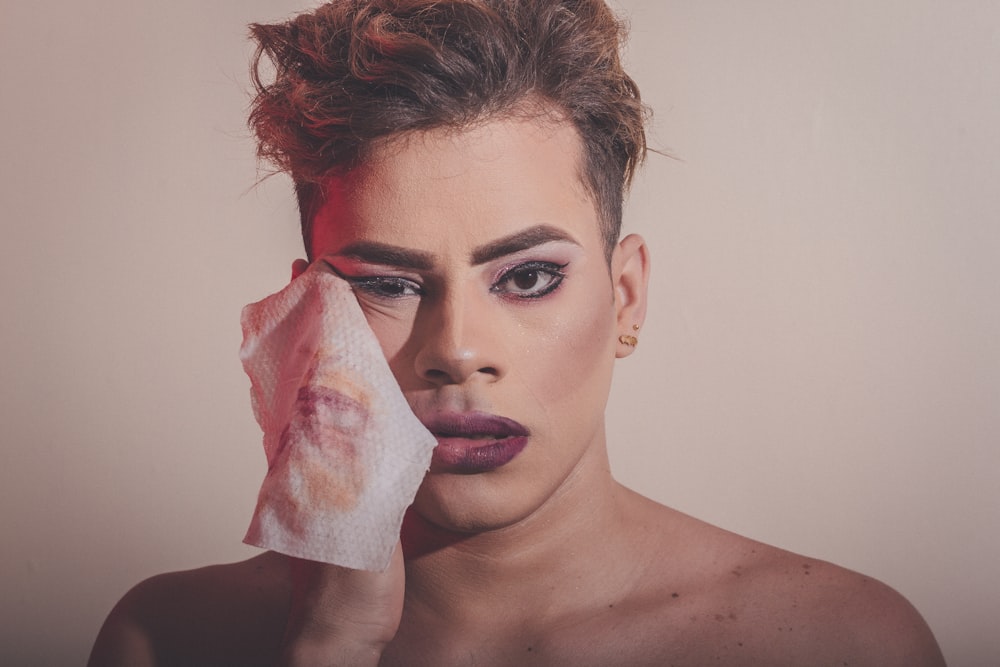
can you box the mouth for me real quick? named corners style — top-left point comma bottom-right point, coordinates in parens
top-left (422, 412), bottom-right (530, 474)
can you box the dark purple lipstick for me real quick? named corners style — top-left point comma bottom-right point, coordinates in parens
top-left (423, 412), bottom-right (530, 474)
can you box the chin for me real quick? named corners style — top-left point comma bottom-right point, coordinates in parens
top-left (410, 473), bottom-right (546, 536)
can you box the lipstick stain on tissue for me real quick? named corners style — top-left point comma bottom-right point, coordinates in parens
top-left (263, 379), bottom-right (369, 529)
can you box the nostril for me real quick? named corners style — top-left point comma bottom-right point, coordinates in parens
top-left (418, 363), bottom-right (500, 385)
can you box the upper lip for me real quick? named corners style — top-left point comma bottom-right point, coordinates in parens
top-left (421, 412), bottom-right (530, 439)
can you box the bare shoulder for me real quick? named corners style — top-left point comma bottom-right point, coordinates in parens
top-left (87, 552), bottom-right (289, 667)
top-left (739, 545), bottom-right (946, 666)
top-left (624, 500), bottom-right (946, 666)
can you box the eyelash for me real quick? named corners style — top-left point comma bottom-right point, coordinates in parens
top-left (345, 276), bottom-right (423, 299)
top-left (343, 261), bottom-right (568, 301)
top-left (490, 261), bottom-right (568, 299)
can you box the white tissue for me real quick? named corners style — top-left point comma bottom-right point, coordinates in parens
top-left (239, 261), bottom-right (435, 570)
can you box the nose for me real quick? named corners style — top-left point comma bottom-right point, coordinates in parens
top-left (413, 286), bottom-right (503, 386)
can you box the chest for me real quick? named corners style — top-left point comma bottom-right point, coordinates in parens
top-left (375, 601), bottom-right (775, 667)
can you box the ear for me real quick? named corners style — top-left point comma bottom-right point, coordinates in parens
top-left (610, 233), bottom-right (650, 359)
top-left (290, 258), bottom-right (310, 281)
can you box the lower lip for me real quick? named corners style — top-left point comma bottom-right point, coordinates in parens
top-left (430, 435), bottom-right (528, 474)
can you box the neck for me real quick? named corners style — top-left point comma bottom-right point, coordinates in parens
top-left (398, 448), bottom-right (648, 628)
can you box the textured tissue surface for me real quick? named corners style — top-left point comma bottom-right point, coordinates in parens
top-left (239, 262), bottom-right (435, 570)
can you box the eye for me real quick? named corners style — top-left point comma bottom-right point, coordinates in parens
top-left (491, 261), bottom-right (567, 299)
top-left (345, 276), bottom-right (422, 299)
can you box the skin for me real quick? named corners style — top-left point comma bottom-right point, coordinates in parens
top-left (88, 115), bottom-right (946, 667)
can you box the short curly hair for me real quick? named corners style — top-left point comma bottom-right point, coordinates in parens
top-left (249, 0), bottom-right (647, 259)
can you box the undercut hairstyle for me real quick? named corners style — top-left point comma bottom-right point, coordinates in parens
top-left (249, 0), bottom-right (647, 260)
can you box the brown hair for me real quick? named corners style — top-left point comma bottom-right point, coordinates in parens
top-left (249, 0), bottom-right (647, 259)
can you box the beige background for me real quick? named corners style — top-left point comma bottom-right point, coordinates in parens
top-left (1, 1), bottom-right (997, 665)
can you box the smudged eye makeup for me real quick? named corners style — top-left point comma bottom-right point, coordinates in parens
top-left (345, 276), bottom-right (423, 299)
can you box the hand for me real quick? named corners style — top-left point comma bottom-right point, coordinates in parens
top-left (278, 542), bottom-right (405, 666)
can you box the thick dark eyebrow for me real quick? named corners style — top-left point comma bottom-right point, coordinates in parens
top-left (331, 225), bottom-right (578, 270)
top-left (470, 225), bottom-right (580, 265)
top-left (333, 241), bottom-right (435, 271)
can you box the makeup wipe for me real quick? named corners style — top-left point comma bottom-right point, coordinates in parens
top-left (239, 261), bottom-right (435, 571)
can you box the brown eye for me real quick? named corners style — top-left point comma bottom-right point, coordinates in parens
top-left (492, 261), bottom-right (567, 299)
top-left (512, 269), bottom-right (539, 290)
top-left (379, 281), bottom-right (408, 296)
top-left (346, 276), bottom-right (422, 299)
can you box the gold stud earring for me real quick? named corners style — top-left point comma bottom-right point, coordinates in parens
top-left (619, 324), bottom-right (640, 347)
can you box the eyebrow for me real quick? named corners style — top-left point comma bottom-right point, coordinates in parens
top-left (469, 225), bottom-right (579, 265)
top-left (332, 224), bottom-right (579, 270)
top-left (333, 242), bottom-right (435, 271)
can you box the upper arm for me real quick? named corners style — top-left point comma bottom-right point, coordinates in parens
top-left (87, 557), bottom-right (289, 667)
top-left (837, 575), bottom-right (946, 667)
top-left (87, 584), bottom-right (159, 667)
top-left (740, 554), bottom-right (946, 667)
top-left (772, 562), bottom-right (947, 667)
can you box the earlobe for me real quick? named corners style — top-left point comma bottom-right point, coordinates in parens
top-left (612, 234), bottom-right (650, 358)
top-left (290, 258), bottom-right (309, 281)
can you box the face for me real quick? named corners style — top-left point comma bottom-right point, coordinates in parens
top-left (307, 115), bottom-right (647, 535)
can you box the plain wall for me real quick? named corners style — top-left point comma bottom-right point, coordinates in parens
top-left (1, 1), bottom-right (997, 665)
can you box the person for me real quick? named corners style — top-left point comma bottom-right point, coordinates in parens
top-left (88, 1), bottom-right (946, 665)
